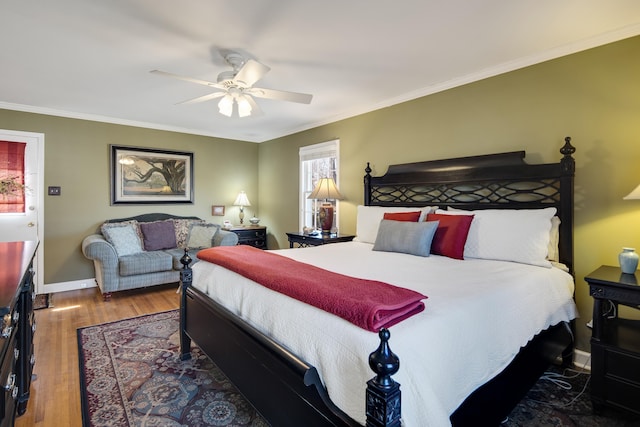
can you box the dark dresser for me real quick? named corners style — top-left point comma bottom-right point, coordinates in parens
top-left (585, 265), bottom-right (640, 416)
top-left (223, 225), bottom-right (267, 249)
top-left (0, 241), bottom-right (38, 426)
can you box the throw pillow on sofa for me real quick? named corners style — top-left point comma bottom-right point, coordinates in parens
top-left (139, 220), bottom-right (177, 251)
top-left (187, 223), bottom-right (219, 249)
top-left (173, 218), bottom-right (206, 248)
top-left (101, 222), bottom-right (144, 256)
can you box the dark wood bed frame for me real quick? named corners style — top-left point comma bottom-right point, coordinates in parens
top-left (179, 137), bottom-right (576, 427)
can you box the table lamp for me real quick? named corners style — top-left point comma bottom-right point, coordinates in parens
top-left (620, 183), bottom-right (640, 274)
top-left (307, 178), bottom-right (344, 234)
top-left (233, 191), bottom-right (251, 225)
top-left (623, 183), bottom-right (640, 201)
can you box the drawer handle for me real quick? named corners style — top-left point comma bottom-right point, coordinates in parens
top-left (12, 385), bottom-right (18, 399)
top-left (32, 322), bottom-right (37, 334)
top-left (14, 348), bottom-right (19, 361)
top-left (12, 311), bottom-right (19, 324)
top-left (30, 354), bottom-right (36, 365)
top-left (1, 326), bottom-right (12, 339)
top-left (4, 373), bottom-right (15, 391)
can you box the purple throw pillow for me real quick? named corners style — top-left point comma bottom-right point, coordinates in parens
top-left (139, 220), bottom-right (177, 251)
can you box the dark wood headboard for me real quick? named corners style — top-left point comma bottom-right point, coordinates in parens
top-left (364, 137), bottom-right (576, 273)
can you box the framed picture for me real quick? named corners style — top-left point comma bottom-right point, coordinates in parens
top-left (110, 145), bottom-right (194, 204)
top-left (212, 205), bottom-right (225, 216)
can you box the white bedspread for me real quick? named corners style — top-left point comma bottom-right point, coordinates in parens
top-left (191, 241), bottom-right (577, 426)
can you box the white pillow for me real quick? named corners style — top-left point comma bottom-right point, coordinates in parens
top-left (548, 216), bottom-right (561, 262)
top-left (354, 205), bottom-right (437, 244)
top-left (438, 207), bottom-right (557, 267)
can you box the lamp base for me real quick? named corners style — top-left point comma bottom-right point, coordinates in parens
top-left (318, 203), bottom-right (334, 234)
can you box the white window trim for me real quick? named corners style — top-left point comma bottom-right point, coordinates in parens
top-left (299, 139), bottom-right (340, 231)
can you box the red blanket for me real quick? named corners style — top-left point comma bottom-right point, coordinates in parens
top-left (197, 245), bottom-right (427, 332)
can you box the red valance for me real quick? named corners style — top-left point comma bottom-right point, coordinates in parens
top-left (0, 141), bottom-right (26, 213)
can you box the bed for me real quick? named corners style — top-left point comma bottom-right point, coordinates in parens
top-left (178, 137), bottom-right (577, 427)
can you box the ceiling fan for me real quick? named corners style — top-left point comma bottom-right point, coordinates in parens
top-left (151, 52), bottom-right (313, 118)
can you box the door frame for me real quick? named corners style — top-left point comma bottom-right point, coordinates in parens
top-left (1, 129), bottom-right (44, 293)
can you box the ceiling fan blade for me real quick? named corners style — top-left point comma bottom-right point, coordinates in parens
top-left (176, 91), bottom-right (226, 105)
top-left (150, 69), bottom-right (223, 89)
top-left (248, 87), bottom-right (313, 104)
top-left (234, 59), bottom-right (270, 87)
top-left (244, 95), bottom-right (263, 116)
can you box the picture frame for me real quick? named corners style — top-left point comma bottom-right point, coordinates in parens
top-left (110, 145), bottom-right (194, 204)
top-left (212, 205), bottom-right (225, 216)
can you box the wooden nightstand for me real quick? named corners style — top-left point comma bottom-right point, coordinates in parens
top-left (585, 265), bottom-right (640, 416)
top-left (286, 232), bottom-right (355, 248)
top-left (224, 225), bottom-right (267, 249)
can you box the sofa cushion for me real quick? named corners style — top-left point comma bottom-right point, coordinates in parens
top-left (118, 251), bottom-right (173, 276)
top-left (139, 220), bottom-right (177, 251)
top-left (101, 222), bottom-right (143, 256)
top-left (187, 223), bottom-right (220, 249)
top-left (164, 248), bottom-right (201, 270)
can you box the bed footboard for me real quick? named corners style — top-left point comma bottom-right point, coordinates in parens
top-left (179, 252), bottom-right (366, 426)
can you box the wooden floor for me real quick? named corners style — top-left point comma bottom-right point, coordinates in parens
top-left (15, 284), bottom-right (181, 427)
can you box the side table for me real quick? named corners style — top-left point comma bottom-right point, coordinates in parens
top-left (585, 265), bottom-right (640, 416)
top-left (224, 225), bottom-right (267, 249)
top-left (286, 232), bottom-right (355, 248)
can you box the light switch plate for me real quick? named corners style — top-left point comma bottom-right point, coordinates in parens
top-left (48, 186), bottom-right (61, 196)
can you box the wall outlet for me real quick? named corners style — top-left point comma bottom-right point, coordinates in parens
top-left (48, 186), bottom-right (61, 196)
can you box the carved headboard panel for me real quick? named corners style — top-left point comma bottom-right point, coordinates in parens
top-left (364, 137), bottom-right (576, 272)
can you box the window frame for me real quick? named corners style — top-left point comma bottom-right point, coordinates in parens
top-left (299, 139), bottom-right (340, 232)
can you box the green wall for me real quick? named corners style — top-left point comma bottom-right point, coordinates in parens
top-left (0, 110), bottom-right (259, 284)
top-left (258, 35), bottom-right (640, 352)
top-left (1, 35), bottom-right (638, 353)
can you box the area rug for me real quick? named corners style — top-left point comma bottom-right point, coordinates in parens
top-left (79, 310), bottom-right (640, 427)
top-left (505, 365), bottom-right (640, 427)
top-left (77, 310), bottom-right (268, 427)
top-left (33, 293), bottom-right (51, 310)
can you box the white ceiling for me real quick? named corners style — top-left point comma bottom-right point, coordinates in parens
top-left (1, 1), bottom-right (639, 143)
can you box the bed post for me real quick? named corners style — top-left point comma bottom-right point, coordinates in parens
top-left (366, 328), bottom-right (401, 427)
top-left (179, 248), bottom-right (193, 361)
top-left (364, 162), bottom-right (372, 206)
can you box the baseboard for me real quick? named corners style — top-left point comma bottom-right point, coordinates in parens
top-left (573, 348), bottom-right (591, 371)
top-left (38, 278), bottom-right (97, 294)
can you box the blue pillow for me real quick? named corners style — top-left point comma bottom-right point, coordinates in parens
top-left (101, 223), bottom-right (143, 256)
top-left (372, 219), bottom-right (439, 257)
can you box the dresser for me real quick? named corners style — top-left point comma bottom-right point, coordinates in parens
top-left (223, 225), bottom-right (267, 249)
top-left (585, 265), bottom-right (640, 416)
top-left (0, 241), bottom-right (37, 426)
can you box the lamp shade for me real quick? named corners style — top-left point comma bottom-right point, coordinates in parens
top-left (218, 94), bottom-right (234, 117)
top-left (233, 191), bottom-right (251, 207)
top-left (307, 178), bottom-right (344, 200)
top-left (623, 183), bottom-right (640, 200)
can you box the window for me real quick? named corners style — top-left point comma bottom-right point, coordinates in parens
top-left (299, 140), bottom-right (340, 231)
top-left (0, 141), bottom-right (26, 214)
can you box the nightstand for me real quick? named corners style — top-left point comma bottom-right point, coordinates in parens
top-left (286, 232), bottom-right (355, 248)
top-left (224, 225), bottom-right (267, 249)
top-left (585, 265), bottom-right (640, 416)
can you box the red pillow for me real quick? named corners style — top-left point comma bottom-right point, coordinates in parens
top-left (383, 211), bottom-right (421, 222)
top-left (426, 213), bottom-right (474, 260)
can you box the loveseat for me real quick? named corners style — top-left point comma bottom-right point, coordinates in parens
top-left (82, 213), bottom-right (238, 300)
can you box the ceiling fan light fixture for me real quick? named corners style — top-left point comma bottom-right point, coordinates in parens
top-left (237, 96), bottom-right (252, 118)
top-left (218, 94), bottom-right (234, 117)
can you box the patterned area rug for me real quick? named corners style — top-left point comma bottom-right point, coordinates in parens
top-left (33, 293), bottom-right (51, 309)
top-left (505, 365), bottom-right (640, 427)
top-left (78, 310), bottom-right (640, 426)
top-left (77, 310), bottom-right (268, 427)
